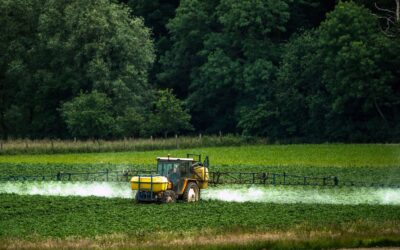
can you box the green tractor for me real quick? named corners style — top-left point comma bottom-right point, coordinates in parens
top-left (131, 154), bottom-right (209, 203)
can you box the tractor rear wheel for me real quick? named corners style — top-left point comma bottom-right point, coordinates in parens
top-left (162, 190), bottom-right (176, 203)
top-left (182, 182), bottom-right (199, 202)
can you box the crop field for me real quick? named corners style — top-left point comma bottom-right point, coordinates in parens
top-left (0, 144), bottom-right (399, 249)
top-left (1, 144), bottom-right (399, 184)
top-left (0, 144), bottom-right (398, 166)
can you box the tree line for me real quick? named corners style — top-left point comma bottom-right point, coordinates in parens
top-left (0, 0), bottom-right (399, 142)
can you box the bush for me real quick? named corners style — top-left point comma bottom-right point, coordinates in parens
top-left (60, 91), bottom-right (115, 139)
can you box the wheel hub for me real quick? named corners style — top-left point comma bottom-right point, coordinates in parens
top-left (188, 187), bottom-right (196, 202)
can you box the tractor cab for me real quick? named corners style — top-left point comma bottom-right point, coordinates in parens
top-left (157, 156), bottom-right (194, 190)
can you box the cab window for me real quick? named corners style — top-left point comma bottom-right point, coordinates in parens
top-left (157, 162), bottom-right (174, 176)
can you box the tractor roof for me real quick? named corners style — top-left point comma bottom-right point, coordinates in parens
top-left (156, 157), bottom-right (194, 161)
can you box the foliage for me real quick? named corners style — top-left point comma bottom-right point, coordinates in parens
top-left (121, 0), bottom-right (180, 87)
top-left (317, 2), bottom-right (400, 141)
top-left (148, 89), bottom-right (193, 137)
top-left (159, 0), bottom-right (400, 141)
top-left (115, 107), bottom-right (146, 138)
top-left (271, 30), bottom-right (327, 140)
top-left (252, 2), bottom-right (400, 141)
top-left (0, 0), bottom-right (42, 139)
top-left (157, 0), bottom-right (218, 99)
top-left (0, 194), bottom-right (399, 239)
top-left (0, 0), bottom-right (154, 139)
top-left (162, 0), bottom-right (291, 133)
top-left (1, 0), bottom-right (400, 142)
top-left (60, 92), bottom-right (115, 139)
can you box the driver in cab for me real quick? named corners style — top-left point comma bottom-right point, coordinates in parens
top-left (169, 164), bottom-right (179, 185)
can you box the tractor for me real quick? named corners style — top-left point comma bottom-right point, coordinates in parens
top-left (130, 154), bottom-right (209, 203)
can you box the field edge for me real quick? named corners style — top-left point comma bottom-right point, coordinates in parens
top-left (2, 226), bottom-right (400, 250)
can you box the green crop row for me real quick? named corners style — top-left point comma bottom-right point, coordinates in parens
top-left (0, 162), bottom-right (399, 185)
top-left (0, 144), bottom-right (399, 167)
top-left (0, 194), bottom-right (399, 239)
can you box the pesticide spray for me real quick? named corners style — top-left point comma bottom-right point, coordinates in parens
top-left (0, 181), bottom-right (134, 199)
top-left (202, 185), bottom-right (400, 205)
top-left (0, 181), bottom-right (399, 205)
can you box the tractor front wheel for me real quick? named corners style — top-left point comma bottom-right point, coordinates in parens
top-left (162, 190), bottom-right (176, 203)
top-left (183, 182), bottom-right (200, 202)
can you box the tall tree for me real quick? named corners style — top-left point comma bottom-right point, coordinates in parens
top-left (0, 0), bottom-right (154, 138)
top-left (318, 1), bottom-right (400, 140)
top-left (158, 0), bottom-right (219, 99)
top-left (163, 0), bottom-right (291, 133)
top-left (269, 1), bottom-right (400, 141)
top-left (270, 31), bottom-right (328, 141)
top-left (0, 0), bottom-right (42, 138)
top-left (123, 0), bottom-right (179, 86)
top-left (148, 89), bottom-right (193, 137)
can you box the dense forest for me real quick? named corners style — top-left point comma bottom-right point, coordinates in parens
top-left (0, 0), bottom-right (399, 142)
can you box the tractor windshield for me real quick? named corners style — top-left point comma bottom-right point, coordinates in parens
top-left (157, 161), bottom-right (178, 176)
top-left (157, 161), bottom-right (191, 176)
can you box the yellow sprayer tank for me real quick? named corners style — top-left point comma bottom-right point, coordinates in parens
top-left (130, 176), bottom-right (168, 192)
top-left (193, 166), bottom-right (209, 189)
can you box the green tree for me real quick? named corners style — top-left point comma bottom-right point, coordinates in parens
top-left (271, 30), bottom-right (328, 141)
top-left (115, 107), bottom-right (146, 138)
top-left (148, 89), bottom-right (193, 137)
top-left (158, 0), bottom-right (218, 99)
top-left (60, 92), bottom-right (115, 139)
top-left (318, 1), bottom-right (400, 140)
top-left (163, 0), bottom-right (290, 133)
top-left (269, 2), bottom-right (400, 141)
top-left (0, 0), bottom-right (154, 138)
top-left (0, 0), bottom-right (42, 138)
top-left (122, 0), bottom-right (179, 86)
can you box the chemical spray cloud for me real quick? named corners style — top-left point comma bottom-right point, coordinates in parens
top-left (0, 182), bottom-right (399, 205)
top-left (0, 181), bottom-right (134, 199)
top-left (201, 186), bottom-right (400, 205)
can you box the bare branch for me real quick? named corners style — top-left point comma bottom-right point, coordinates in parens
top-left (375, 3), bottom-right (396, 15)
top-left (374, 0), bottom-right (399, 37)
top-left (374, 15), bottom-right (397, 37)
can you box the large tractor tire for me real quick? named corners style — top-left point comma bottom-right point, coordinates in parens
top-left (161, 190), bottom-right (176, 203)
top-left (182, 182), bottom-right (200, 202)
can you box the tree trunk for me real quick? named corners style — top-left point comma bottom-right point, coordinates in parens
top-left (374, 99), bottom-right (388, 125)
